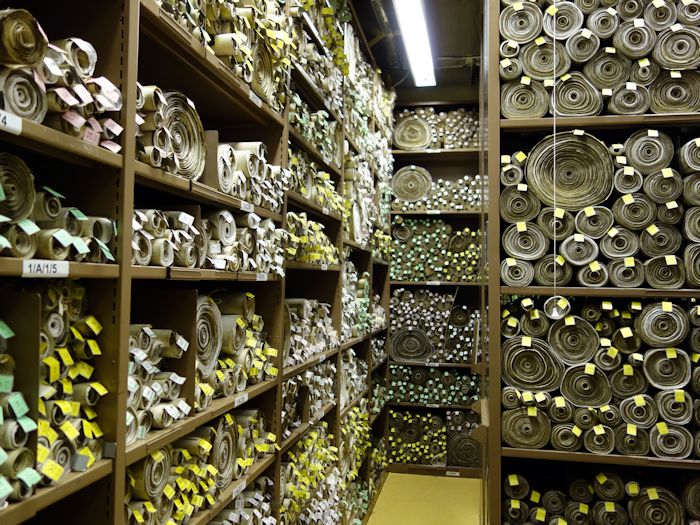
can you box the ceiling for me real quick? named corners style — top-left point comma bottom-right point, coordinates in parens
top-left (351, 0), bottom-right (483, 104)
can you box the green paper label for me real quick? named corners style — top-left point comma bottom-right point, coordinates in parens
top-left (17, 415), bottom-right (37, 433)
top-left (0, 320), bottom-right (14, 339)
top-left (69, 208), bottom-right (88, 221)
top-left (95, 238), bottom-right (115, 261)
top-left (16, 467), bottom-right (41, 487)
top-left (41, 186), bottom-right (65, 199)
top-left (0, 374), bottom-right (13, 393)
top-left (53, 229), bottom-right (73, 247)
top-left (0, 476), bottom-right (12, 500)
top-left (8, 392), bottom-right (29, 417)
top-left (16, 218), bottom-right (40, 235)
top-left (72, 237), bottom-right (90, 254)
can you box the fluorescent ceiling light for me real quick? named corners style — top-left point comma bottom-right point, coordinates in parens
top-left (393, 0), bottom-right (436, 87)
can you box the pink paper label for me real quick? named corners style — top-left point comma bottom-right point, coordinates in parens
top-left (54, 87), bottom-right (79, 107)
top-left (103, 118), bottom-right (123, 137)
top-left (82, 127), bottom-right (100, 146)
top-left (61, 110), bottom-right (86, 129)
top-left (100, 140), bottom-right (122, 153)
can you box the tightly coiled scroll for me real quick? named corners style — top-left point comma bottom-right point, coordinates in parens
top-left (502, 407), bottom-right (551, 449)
top-left (551, 72), bottom-right (603, 116)
top-left (393, 116), bottom-right (432, 150)
top-left (391, 166), bottom-right (432, 202)
top-left (500, 80), bottom-right (549, 119)
top-left (195, 296), bottom-right (223, 379)
top-left (162, 91), bottom-right (206, 181)
top-left (525, 131), bottom-right (614, 210)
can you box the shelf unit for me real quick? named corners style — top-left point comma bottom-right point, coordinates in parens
top-left (0, 2), bottom-right (391, 524)
top-left (385, 105), bottom-right (488, 479)
top-left (485, 1), bottom-right (700, 522)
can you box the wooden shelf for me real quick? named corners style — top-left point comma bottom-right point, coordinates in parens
top-left (501, 447), bottom-right (700, 471)
top-left (391, 148), bottom-right (480, 161)
top-left (280, 401), bottom-right (336, 453)
top-left (340, 388), bottom-right (370, 418)
top-left (283, 346), bottom-right (339, 380)
top-left (0, 459), bottom-right (113, 524)
top-left (287, 190), bottom-right (342, 222)
top-left (291, 62), bottom-right (341, 123)
top-left (0, 258), bottom-right (119, 279)
top-left (126, 379), bottom-right (277, 466)
top-left (187, 454), bottom-right (275, 525)
top-left (0, 117), bottom-right (122, 168)
top-left (284, 260), bottom-right (341, 272)
top-left (288, 126), bottom-right (342, 178)
top-left (370, 355), bottom-right (388, 372)
top-left (0, 1), bottom-right (394, 520)
top-left (140, 0), bottom-right (283, 126)
top-left (390, 280), bottom-right (484, 287)
top-left (135, 161), bottom-right (283, 221)
top-left (387, 401), bottom-right (477, 411)
top-left (340, 326), bottom-right (387, 351)
top-left (300, 12), bottom-right (330, 57)
top-left (500, 113), bottom-right (700, 132)
top-left (129, 265), bottom-right (280, 282)
top-left (369, 407), bottom-right (385, 426)
top-left (386, 463), bottom-right (481, 478)
top-left (388, 359), bottom-right (482, 371)
top-left (346, 132), bottom-right (361, 155)
top-left (391, 210), bottom-right (483, 216)
top-left (343, 238), bottom-right (371, 253)
top-left (501, 286), bottom-right (700, 298)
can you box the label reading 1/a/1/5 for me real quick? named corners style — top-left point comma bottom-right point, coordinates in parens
top-left (22, 260), bottom-right (69, 278)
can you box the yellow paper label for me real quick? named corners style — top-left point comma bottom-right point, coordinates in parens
top-left (656, 422), bottom-right (669, 435)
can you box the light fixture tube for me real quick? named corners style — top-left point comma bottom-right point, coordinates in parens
top-left (393, 0), bottom-right (436, 87)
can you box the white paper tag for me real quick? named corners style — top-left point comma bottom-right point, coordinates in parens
top-left (240, 201), bottom-right (254, 212)
top-left (175, 399), bottom-right (191, 415)
top-left (234, 392), bottom-right (249, 407)
top-left (0, 109), bottom-right (22, 136)
top-left (256, 272), bottom-right (268, 281)
top-left (22, 260), bottom-right (69, 278)
top-left (249, 91), bottom-right (263, 108)
top-left (321, 263), bottom-right (328, 271)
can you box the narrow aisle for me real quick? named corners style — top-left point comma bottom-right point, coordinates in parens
top-left (366, 473), bottom-right (482, 525)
